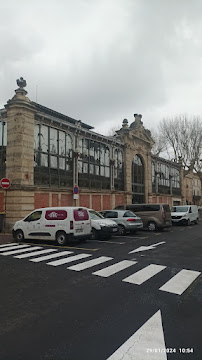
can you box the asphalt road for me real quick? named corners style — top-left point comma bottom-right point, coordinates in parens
top-left (0, 224), bottom-right (202, 360)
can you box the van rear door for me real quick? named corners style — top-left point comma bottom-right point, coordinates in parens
top-left (162, 204), bottom-right (171, 224)
top-left (73, 208), bottom-right (91, 236)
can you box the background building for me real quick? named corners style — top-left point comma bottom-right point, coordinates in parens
top-left (0, 79), bottom-right (186, 231)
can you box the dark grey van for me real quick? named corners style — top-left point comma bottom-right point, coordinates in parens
top-left (114, 204), bottom-right (172, 231)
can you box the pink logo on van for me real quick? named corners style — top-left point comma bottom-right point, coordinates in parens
top-left (74, 209), bottom-right (89, 221)
top-left (45, 210), bottom-right (67, 220)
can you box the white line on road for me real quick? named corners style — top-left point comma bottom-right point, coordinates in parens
top-left (0, 244), bottom-right (31, 252)
top-left (93, 260), bottom-right (137, 277)
top-left (123, 264), bottom-right (166, 285)
top-left (68, 256), bottom-right (113, 271)
top-left (15, 249), bottom-right (57, 259)
top-left (0, 246), bottom-right (42, 256)
top-left (0, 243), bottom-right (19, 248)
top-left (106, 310), bottom-right (167, 360)
top-left (47, 253), bottom-right (91, 266)
top-left (30, 251), bottom-right (73, 262)
top-left (159, 269), bottom-right (201, 295)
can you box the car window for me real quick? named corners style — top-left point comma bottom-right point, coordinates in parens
top-left (104, 211), bottom-right (118, 218)
top-left (172, 206), bottom-right (188, 212)
top-left (89, 210), bottom-right (104, 220)
top-left (123, 211), bottom-right (136, 217)
top-left (127, 204), bottom-right (160, 212)
top-left (24, 211), bottom-right (42, 222)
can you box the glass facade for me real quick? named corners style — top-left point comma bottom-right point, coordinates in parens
top-left (152, 160), bottom-right (180, 195)
top-left (114, 148), bottom-right (124, 190)
top-left (78, 139), bottom-right (111, 189)
top-left (0, 121), bottom-right (7, 179)
top-left (34, 124), bottom-right (73, 186)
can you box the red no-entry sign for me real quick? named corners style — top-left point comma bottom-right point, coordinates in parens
top-left (0, 178), bottom-right (11, 189)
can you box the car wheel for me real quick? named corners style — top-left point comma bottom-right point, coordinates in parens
top-left (56, 231), bottom-right (67, 245)
top-left (15, 230), bottom-right (24, 241)
top-left (91, 228), bottom-right (98, 240)
top-left (118, 224), bottom-right (126, 235)
top-left (147, 221), bottom-right (157, 231)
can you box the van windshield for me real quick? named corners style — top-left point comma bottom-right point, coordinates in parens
top-left (172, 206), bottom-right (188, 212)
top-left (89, 210), bottom-right (104, 220)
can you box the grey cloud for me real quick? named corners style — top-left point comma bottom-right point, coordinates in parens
top-left (1, 0), bottom-right (202, 135)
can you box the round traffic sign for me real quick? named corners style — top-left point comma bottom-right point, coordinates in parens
top-left (0, 178), bottom-right (11, 189)
top-left (73, 186), bottom-right (79, 194)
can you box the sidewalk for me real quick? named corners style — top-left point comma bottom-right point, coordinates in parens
top-left (0, 233), bottom-right (14, 245)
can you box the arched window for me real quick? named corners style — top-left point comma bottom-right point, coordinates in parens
top-left (132, 154), bottom-right (145, 203)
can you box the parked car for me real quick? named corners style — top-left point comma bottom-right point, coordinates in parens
top-left (12, 207), bottom-right (92, 245)
top-left (88, 209), bottom-right (118, 240)
top-left (114, 204), bottom-right (172, 231)
top-left (171, 205), bottom-right (199, 225)
top-left (99, 210), bottom-right (143, 235)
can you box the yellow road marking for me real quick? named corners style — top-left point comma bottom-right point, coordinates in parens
top-left (88, 240), bottom-right (125, 244)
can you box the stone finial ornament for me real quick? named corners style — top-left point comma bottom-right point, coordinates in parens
top-left (122, 118), bottom-right (129, 128)
top-left (16, 77), bottom-right (27, 88)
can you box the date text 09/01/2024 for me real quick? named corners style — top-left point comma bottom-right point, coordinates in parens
top-left (146, 348), bottom-right (194, 353)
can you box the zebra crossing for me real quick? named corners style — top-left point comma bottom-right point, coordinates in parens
top-left (0, 243), bottom-right (201, 296)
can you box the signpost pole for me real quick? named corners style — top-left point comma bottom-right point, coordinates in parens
top-left (0, 178), bottom-right (11, 233)
top-left (2, 189), bottom-right (7, 233)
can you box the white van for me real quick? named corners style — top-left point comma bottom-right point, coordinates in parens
top-left (12, 207), bottom-right (92, 245)
top-left (171, 205), bottom-right (199, 225)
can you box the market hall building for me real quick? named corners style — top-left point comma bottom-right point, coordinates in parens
top-left (0, 79), bottom-right (183, 231)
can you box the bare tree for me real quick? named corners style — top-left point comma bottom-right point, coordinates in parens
top-left (107, 125), bottom-right (122, 137)
top-left (150, 129), bottom-right (166, 156)
top-left (159, 114), bottom-right (202, 175)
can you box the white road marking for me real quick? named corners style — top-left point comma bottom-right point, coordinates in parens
top-left (159, 269), bottom-right (201, 295)
top-left (14, 249), bottom-right (57, 259)
top-left (0, 246), bottom-right (42, 256)
top-left (68, 256), bottom-right (113, 271)
top-left (123, 264), bottom-right (166, 285)
top-left (0, 243), bottom-right (19, 248)
top-left (0, 244), bottom-right (30, 252)
top-left (107, 310), bottom-right (167, 360)
top-left (47, 253), bottom-right (91, 266)
top-left (129, 241), bottom-right (165, 254)
top-left (30, 251), bottom-right (73, 262)
top-left (93, 260), bottom-right (137, 277)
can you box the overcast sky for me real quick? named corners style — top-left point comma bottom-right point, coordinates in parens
top-left (1, 0), bottom-right (202, 135)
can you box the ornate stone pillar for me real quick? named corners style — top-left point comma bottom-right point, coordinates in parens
top-left (4, 78), bottom-right (36, 230)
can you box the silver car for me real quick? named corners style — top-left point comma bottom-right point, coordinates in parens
top-left (88, 209), bottom-right (118, 240)
top-left (100, 210), bottom-right (143, 235)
